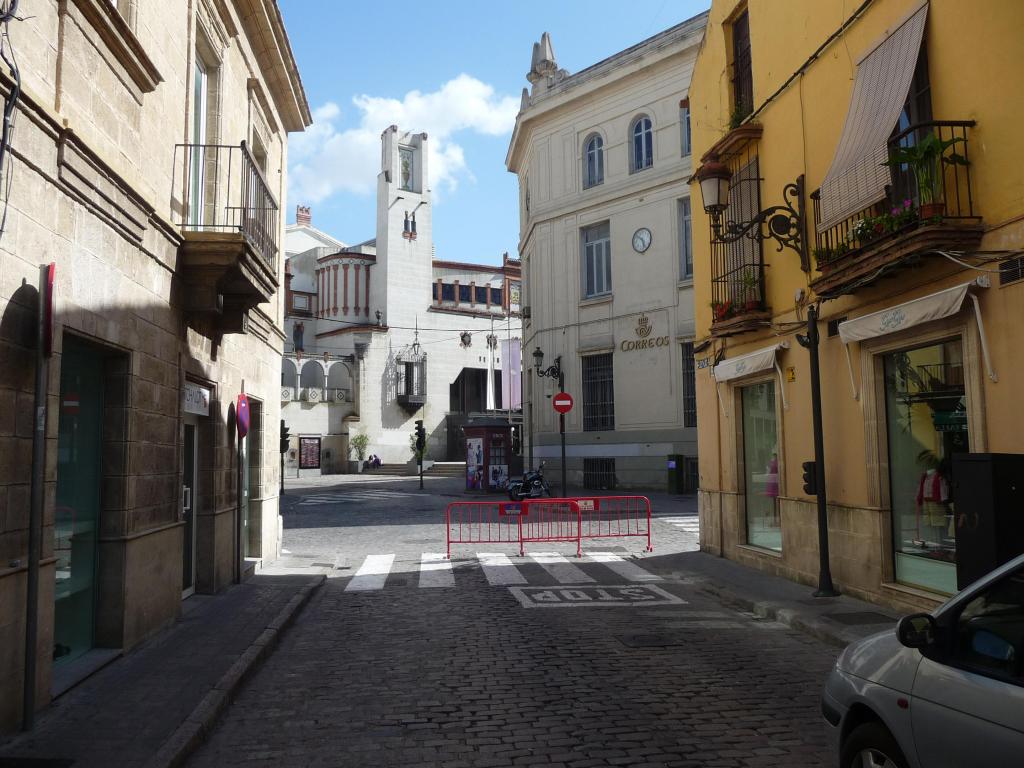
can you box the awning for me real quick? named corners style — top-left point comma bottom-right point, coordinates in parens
top-left (816, 3), bottom-right (928, 232)
top-left (713, 342), bottom-right (789, 412)
top-left (837, 277), bottom-right (995, 399)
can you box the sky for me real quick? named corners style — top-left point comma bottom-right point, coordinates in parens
top-left (279, 0), bottom-right (711, 265)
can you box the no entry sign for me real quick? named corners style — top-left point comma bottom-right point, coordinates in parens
top-left (553, 392), bottom-right (573, 414)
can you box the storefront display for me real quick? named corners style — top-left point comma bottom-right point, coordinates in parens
top-left (742, 381), bottom-right (781, 551)
top-left (884, 339), bottom-right (967, 594)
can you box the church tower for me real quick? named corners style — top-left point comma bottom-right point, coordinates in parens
top-left (373, 126), bottom-right (433, 330)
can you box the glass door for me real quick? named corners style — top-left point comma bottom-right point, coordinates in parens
top-left (188, 57), bottom-right (208, 228)
top-left (182, 423), bottom-right (197, 596)
top-left (741, 381), bottom-right (781, 551)
top-left (54, 341), bottom-right (104, 666)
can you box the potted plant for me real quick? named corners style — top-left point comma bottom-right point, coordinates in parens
top-left (711, 299), bottom-right (734, 323)
top-left (739, 268), bottom-right (761, 312)
top-left (884, 133), bottom-right (968, 220)
top-left (349, 431), bottom-right (369, 473)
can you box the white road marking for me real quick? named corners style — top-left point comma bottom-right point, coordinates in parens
top-left (345, 554), bottom-right (395, 591)
top-left (477, 552), bottom-right (527, 586)
top-left (419, 553), bottom-right (455, 588)
top-left (530, 552), bottom-right (596, 584)
top-left (585, 552), bottom-right (661, 582)
top-left (659, 517), bottom-right (697, 523)
top-left (509, 584), bottom-right (687, 609)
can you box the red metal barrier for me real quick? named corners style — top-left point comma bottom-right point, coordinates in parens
top-left (576, 496), bottom-right (653, 553)
top-left (445, 496), bottom-right (651, 558)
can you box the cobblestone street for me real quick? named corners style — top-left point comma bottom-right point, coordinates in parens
top-left (186, 477), bottom-right (838, 767)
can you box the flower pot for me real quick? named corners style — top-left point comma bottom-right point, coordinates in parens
top-left (920, 202), bottom-right (945, 220)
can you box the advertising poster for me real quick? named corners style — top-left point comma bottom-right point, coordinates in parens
top-left (299, 436), bottom-right (321, 469)
top-left (489, 464), bottom-right (509, 490)
top-left (466, 437), bottom-right (483, 490)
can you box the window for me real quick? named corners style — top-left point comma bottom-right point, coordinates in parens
top-left (631, 116), bottom-right (653, 172)
top-left (681, 342), bottom-right (697, 428)
top-left (490, 287), bottom-right (503, 305)
top-left (583, 134), bottom-right (604, 188)
top-left (292, 294), bottom-right (310, 313)
top-left (732, 9), bottom-right (753, 120)
top-left (583, 458), bottom-right (616, 490)
top-left (399, 146), bottom-right (415, 191)
top-left (458, 284), bottom-right (472, 303)
top-left (680, 98), bottom-right (692, 156)
top-left (582, 222), bottom-right (611, 298)
top-left (441, 283), bottom-right (455, 302)
top-left (953, 567), bottom-right (1024, 683)
top-left (679, 197), bottom-right (693, 279)
top-left (582, 353), bottom-right (615, 431)
top-left (475, 286), bottom-right (489, 303)
top-left (741, 380), bottom-right (780, 551)
top-left (683, 456), bottom-right (699, 493)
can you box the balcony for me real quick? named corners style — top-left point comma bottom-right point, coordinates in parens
top-left (811, 122), bottom-right (982, 299)
top-left (281, 387), bottom-right (350, 404)
top-left (175, 142), bottom-right (280, 328)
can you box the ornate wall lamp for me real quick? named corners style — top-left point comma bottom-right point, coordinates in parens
top-left (695, 155), bottom-right (809, 271)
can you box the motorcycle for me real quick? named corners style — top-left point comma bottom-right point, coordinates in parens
top-left (507, 461), bottom-right (552, 501)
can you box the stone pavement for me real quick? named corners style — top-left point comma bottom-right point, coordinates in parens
top-left (0, 573), bottom-right (322, 768)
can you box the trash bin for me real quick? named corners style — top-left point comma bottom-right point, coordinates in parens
top-left (667, 454), bottom-right (686, 494)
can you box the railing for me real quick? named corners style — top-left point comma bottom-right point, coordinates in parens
top-left (813, 121), bottom-right (976, 268)
top-left (281, 387), bottom-right (351, 403)
top-left (177, 141), bottom-right (279, 272)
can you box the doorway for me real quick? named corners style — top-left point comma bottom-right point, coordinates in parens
top-left (182, 419), bottom-right (198, 597)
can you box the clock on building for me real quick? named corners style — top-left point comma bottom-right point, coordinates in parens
top-left (632, 227), bottom-right (652, 253)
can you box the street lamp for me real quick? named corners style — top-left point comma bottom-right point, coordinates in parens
top-left (532, 347), bottom-right (566, 497)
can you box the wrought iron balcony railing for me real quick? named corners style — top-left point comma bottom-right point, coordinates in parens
top-left (812, 121), bottom-right (977, 268)
top-left (177, 141), bottom-right (279, 272)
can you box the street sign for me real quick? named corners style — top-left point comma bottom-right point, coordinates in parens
top-left (552, 392), bottom-right (573, 414)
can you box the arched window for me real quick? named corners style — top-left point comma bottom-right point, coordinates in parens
top-left (583, 134), bottom-right (604, 189)
top-left (631, 115), bottom-right (653, 172)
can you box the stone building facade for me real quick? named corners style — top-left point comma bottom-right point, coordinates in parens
top-left (0, 0), bottom-right (309, 730)
top-left (282, 127), bottom-right (523, 474)
top-left (506, 17), bottom-right (707, 491)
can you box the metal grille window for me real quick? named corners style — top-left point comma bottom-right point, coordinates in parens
top-left (681, 342), bottom-right (697, 428)
top-left (1000, 256), bottom-right (1024, 286)
top-left (582, 222), bottom-right (611, 298)
top-left (679, 197), bottom-right (693, 279)
top-left (582, 353), bottom-right (615, 431)
top-left (583, 134), bottom-right (604, 188)
top-left (583, 458), bottom-right (616, 491)
top-left (732, 10), bottom-right (753, 119)
top-left (631, 116), bottom-right (653, 172)
top-left (711, 154), bottom-right (764, 313)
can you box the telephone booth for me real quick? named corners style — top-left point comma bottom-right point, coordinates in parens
top-left (463, 418), bottom-right (523, 493)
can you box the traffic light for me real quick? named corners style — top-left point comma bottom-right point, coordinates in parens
top-left (280, 419), bottom-right (291, 454)
top-left (414, 420), bottom-right (426, 452)
top-left (801, 460), bottom-right (817, 496)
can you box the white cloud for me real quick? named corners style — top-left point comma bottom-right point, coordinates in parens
top-left (288, 74), bottom-right (519, 207)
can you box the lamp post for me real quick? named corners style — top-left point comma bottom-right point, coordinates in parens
top-left (532, 347), bottom-right (566, 497)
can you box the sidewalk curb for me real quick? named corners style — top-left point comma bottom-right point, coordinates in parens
top-left (143, 575), bottom-right (325, 768)
top-left (694, 578), bottom-right (880, 649)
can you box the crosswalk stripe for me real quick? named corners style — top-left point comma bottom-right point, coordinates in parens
top-left (659, 517), bottom-right (698, 523)
top-left (530, 552), bottom-right (595, 584)
top-left (477, 552), bottom-right (527, 585)
top-left (345, 554), bottom-right (395, 591)
top-left (419, 553), bottom-right (455, 588)
top-left (585, 552), bottom-right (661, 582)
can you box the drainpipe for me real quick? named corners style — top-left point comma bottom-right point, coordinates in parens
top-left (24, 263), bottom-right (52, 731)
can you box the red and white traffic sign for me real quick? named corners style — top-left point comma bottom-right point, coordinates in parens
top-left (552, 392), bottom-right (573, 414)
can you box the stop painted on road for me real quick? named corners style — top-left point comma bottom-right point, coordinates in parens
top-left (509, 584), bottom-right (687, 608)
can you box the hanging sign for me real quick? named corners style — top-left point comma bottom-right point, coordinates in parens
top-left (183, 382), bottom-right (210, 416)
top-left (236, 393), bottom-right (250, 438)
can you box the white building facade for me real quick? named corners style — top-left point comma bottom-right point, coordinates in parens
top-left (282, 127), bottom-right (522, 473)
top-left (506, 16), bottom-right (707, 491)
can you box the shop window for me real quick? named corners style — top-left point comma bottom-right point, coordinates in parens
top-left (884, 338), bottom-right (967, 595)
top-left (681, 342), bottom-right (697, 428)
top-left (741, 380), bottom-right (780, 551)
top-left (582, 353), bottom-right (615, 431)
top-left (584, 458), bottom-right (616, 490)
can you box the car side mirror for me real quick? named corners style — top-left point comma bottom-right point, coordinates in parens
top-left (897, 613), bottom-right (937, 649)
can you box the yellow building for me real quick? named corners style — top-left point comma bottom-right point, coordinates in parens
top-left (688, 0), bottom-right (1024, 611)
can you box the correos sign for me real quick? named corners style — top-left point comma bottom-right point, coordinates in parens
top-left (620, 314), bottom-right (670, 352)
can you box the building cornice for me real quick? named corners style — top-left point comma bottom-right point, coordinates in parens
top-left (432, 259), bottom-right (521, 276)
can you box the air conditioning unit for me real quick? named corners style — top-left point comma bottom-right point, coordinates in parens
top-left (281, 387), bottom-right (294, 402)
top-left (305, 388), bottom-right (321, 402)
top-left (334, 389), bottom-right (347, 402)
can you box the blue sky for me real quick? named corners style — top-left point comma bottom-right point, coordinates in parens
top-left (279, 0), bottom-right (710, 264)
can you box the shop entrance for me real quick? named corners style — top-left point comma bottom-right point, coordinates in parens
top-left (54, 338), bottom-right (104, 667)
top-left (182, 419), bottom-right (198, 596)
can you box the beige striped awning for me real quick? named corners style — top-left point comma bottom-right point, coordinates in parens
top-left (816, 3), bottom-right (929, 232)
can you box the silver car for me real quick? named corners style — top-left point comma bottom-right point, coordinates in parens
top-left (822, 554), bottom-right (1024, 767)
